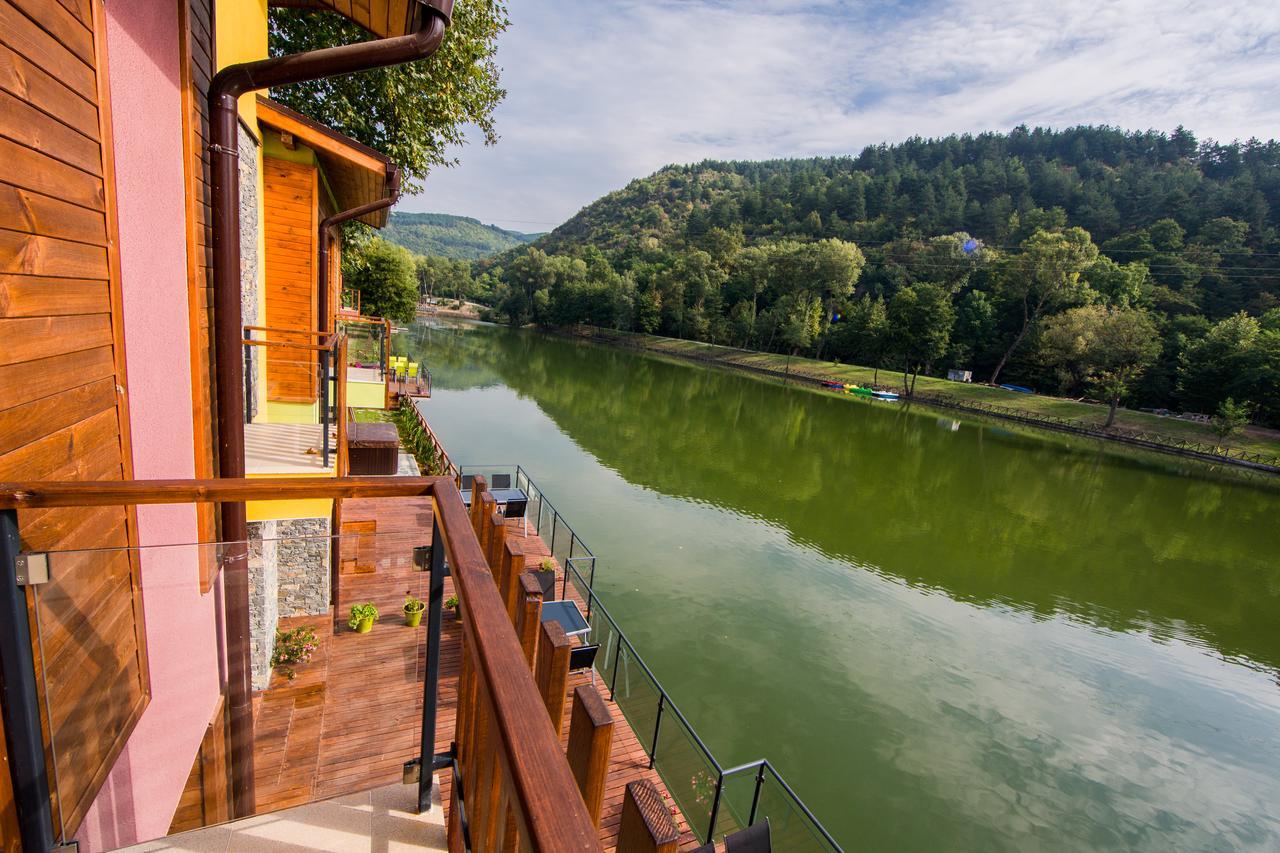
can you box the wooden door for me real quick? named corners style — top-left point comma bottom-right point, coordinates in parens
top-left (0, 0), bottom-right (149, 837)
top-left (263, 157), bottom-right (319, 402)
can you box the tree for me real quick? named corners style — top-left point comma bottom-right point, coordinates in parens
top-left (1040, 305), bottom-right (1160, 425)
top-left (268, 1), bottom-right (509, 193)
top-left (1210, 398), bottom-right (1253, 449)
top-left (344, 239), bottom-right (418, 322)
top-left (1039, 304), bottom-right (1106, 395)
top-left (989, 227), bottom-right (1099, 384)
top-left (831, 295), bottom-right (889, 382)
top-left (1087, 308), bottom-right (1162, 427)
top-left (887, 283), bottom-right (955, 394)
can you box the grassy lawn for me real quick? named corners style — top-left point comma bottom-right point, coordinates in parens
top-left (350, 408), bottom-right (390, 423)
top-left (586, 329), bottom-right (1280, 459)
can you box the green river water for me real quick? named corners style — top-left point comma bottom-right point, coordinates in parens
top-left (401, 319), bottom-right (1280, 852)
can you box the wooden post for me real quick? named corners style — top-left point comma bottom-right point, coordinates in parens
top-left (618, 779), bottom-right (679, 853)
top-left (479, 493), bottom-right (497, 559)
top-left (488, 510), bottom-right (506, 570)
top-left (500, 539), bottom-right (526, 625)
top-left (515, 572), bottom-right (543, 669)
top-left (468, 476), bottom-right (488, 536)
top-left (567, 685), bottom-right (614, 827)
top-left (535, 620), bottom-right (572, 735)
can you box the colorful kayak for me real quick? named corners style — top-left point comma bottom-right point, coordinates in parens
top-left (871, 391), bottom-right (900, 401)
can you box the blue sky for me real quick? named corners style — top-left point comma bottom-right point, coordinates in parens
top-left (401, 0), bottom-right (1280, 233)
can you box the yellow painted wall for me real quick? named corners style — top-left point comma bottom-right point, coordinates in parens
top-left (265, 400), bottom-right (320, 424)
top-left (346, 380), bottom-right (386, 409)
top-left (214, 0), bottom-right (268, 121)
top-left (246, 497), bottom-right (333, 522)
top-left (246, 471), bottom-right (333, 522)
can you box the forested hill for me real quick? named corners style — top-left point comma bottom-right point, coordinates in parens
top-left (383, 212), bottom-right (538, 260)
top-left (536, 126), bottom-right (1277, 275)
top-left (478, 126), bottom-right (1280, 427)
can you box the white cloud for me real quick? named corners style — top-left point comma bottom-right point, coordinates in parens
top-left (400, 0), bottom-right (1280, 231)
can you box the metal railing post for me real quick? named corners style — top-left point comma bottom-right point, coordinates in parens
top-left (707, 770), bottom-right (726, 843)
top-left (324, 346), bottom-right (334, 467)
top-left (609, 640), bottom-right (623, 700)
top-left (748, 762), bottom-right (765, 825)
top-left (549, 515), bottom-right (557, 556)
top-left (0, 509), bottom-right (57, 851)
top-left (648, 693), bottom-right (665, 769)
top-left (417, 527), bottom-right (447, 813)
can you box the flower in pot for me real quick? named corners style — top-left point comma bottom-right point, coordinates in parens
top-left (534, 558), bottom-right (557, 600)
top-left (348, 602), bottom-right (379, 634)
top-left (404, 592), bottom-right (426, 628)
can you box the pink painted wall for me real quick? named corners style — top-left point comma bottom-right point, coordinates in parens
top-left (77, 1), bottom-right (224, 849)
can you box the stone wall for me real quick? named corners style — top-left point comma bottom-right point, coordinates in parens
top-left (247, 520), bottom-right (278, 691)
top-left (247, 516), bottom-right (332, 690)
top-left (277, 517), bottom-right (331, 616)
top-left (238, 126), bottom-right (260, 421)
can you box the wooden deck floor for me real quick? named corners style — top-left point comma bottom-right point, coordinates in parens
top-left (389, 378), bottom-right (430, 400)
top-left (250, 496), bottom-right (698, 850)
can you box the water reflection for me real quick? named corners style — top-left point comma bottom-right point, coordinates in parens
top-left (401, 321), bottom-right (1280, 851)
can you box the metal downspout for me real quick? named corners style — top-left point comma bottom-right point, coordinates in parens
top-left (207, 1), bottom-right (452, 817)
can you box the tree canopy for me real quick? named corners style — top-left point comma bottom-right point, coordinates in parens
top-left (268, 1), bottom-right (509, 193)
top-left (465, 126), bottom-right (1280, 427)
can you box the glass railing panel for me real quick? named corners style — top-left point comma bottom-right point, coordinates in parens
top-left (651, 708), bottom-right (721, 843)
top-left (17, 522), bottom-right (442, 849)
top-left (27, 539), bottom-right (224, 845)
top-left (751, 765), bottom-right (838, 851)
top-left (713, 766), bottom-right (757, 840)
top-left (608, 640), bottom-right (661, 756)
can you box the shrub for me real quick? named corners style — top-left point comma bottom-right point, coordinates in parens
top-left (271, 626), bottom-right (317, 680)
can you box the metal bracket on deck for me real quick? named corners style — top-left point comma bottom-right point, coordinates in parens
top-left (15, 552), bottom-right (50, 586)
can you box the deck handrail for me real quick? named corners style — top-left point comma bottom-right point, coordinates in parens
top-left (0, 476), bottom-right (603, 850)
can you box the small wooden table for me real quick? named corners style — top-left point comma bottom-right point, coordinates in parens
top-left (346, 422), bottom-right (399, 475)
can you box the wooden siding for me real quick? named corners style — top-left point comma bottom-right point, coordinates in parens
top-left (167, 695), bottom-right (230, 834)
top-left (0, 0), bottom-right (149, 838)
top-left (263, 157), bottom-right (319, 403)
top-left (178, 0), bottom-right (218, 589)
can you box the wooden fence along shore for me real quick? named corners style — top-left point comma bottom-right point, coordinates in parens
top-left (566, 326), bottom-right (1280, 476)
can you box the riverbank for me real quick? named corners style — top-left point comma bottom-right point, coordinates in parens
top-left (564, 325), bottom-right (1280, 472)
top-left (416, 300), bottom-right (482, 320)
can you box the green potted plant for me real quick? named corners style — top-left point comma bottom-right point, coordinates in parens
top-left (445, 595), bottom-right (460, 619)
top-left (348, 602), bottom-right (379, 634)
top-left (404, 591), bottom-right (426, 628)
top-left (533, 558), bottom-right (557, 600)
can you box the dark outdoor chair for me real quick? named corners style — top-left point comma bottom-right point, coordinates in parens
top-left (725, 818), bottom-right (771, 853)
top-left (503, 498), bottom-right (528, 534)
top-left (490, 472), bottom-right (512, 490)
top-left (569, 643), bottom-right (599, 685)
top-left (460, 473), bottom-right (475, 506)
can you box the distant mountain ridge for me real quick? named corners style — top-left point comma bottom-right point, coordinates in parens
top-left (383, 212), bottom-right (541, 260)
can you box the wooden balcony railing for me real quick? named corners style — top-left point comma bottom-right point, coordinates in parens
top-left (0, 476), bottom-right (601, 852)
